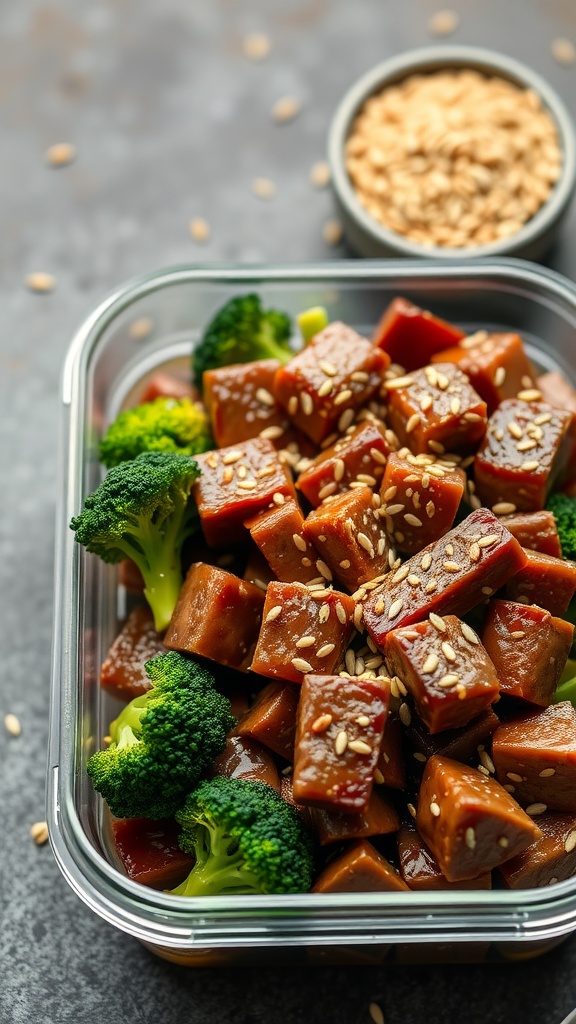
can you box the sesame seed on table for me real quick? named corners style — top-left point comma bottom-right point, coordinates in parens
top-left (5, 1), bottom-right (576, 1023)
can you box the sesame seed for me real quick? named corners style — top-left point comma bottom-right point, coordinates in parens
top-left (510, 630), bottom-right (525, 639)
top-left (30, 821), bottom-right (49, 845)
top-left (465, 827), bottom-right (476, 850)
top-left (445, 544), bottom-right (454, 556)
top-left (301, 557), bottom-right (312, 567)
top-left (26, 272), bottom-right (56, 293)
top-left (189, 217), bottom-right (211, 243)
top-left (438, 673), bottom-right (460, 688)
top-left (461, 622), bottom-right (479, 645)
top-left (369, 1002), bottom-right (385, 1024)
top-left (385, 375), bottom-right (414, 390)
top-left (348, 739), bottom-right (372, 755)
top-left (494, 366), bottom-right (506, 388)
top-left (256, 387), bottom-right (275, 407)
top-left (508, 421), bottom-right (523, 439)
top-left (5, 713), bottom-right (21, 737)
top-left (318, 481), bottom-right (337, 500)
top-left (45, 141), bottom-right (77, 167)
top-left (498, 836), bottom-right (509, 849)
top-left (301, 392), bottom-right (314, 416)
top-left (318, 605), bottom-right (331, 626)
top-left (428, 440), bottom-right (445, 454)
top-left (237, 479), bottom-right (257, 490)
top-left (311, 713), bottom-right (333, 733)
top-left (259, 425), bottom-right (284, 440)
top-left (335, 601), bottom-right (347, 625)
top-left (443, 561), bottom-right (462, 573)
top-left (273, 492), bottom-right (285, 506)
top-left (388, 598), bottom-right (404, 620)
top-left (507, 772), bottom-right (524, 783)
top-left (464, 412), bottom-right (483, 422)
top-left (492, 502), bottom-right (516, 515)
top-left (407, 802), bottom-right (417, 819)
top-left (332, 458), bottom-right (346, 482)
top-left (222, 467), bottom-right (234, 484)
top-left (481, 586), bottom-right (493, 596)
top-left (265, 605), bottom-right (282, 623)
top-left (271, 94), bottom-right (301, 123)
top-left (420, 395), bottom-right (433, 412)
top-left (430, 801), bottom-right (441, 817)
top-left (468, 542), bottom-right (481, 563)
top-left (291, 657), bottom-right (314, 673)
top-left (399, 702), bottom-right (411, 726)
top-left (539, 767), bottom-right (556, 777)
top-left (450, 397), bottom-right (461, 416)
top-left (441, 641), bottom-right (457, 662)
top-left (478, 534), bottom-right (499, 548)
top-left (357, 532), bottom-right (375, 556)
top-left (479, 750), bottom-right (495, 773)
top-left (243, 32), bottom-right (271, 59)
top-left (222, 449), bottom-right (244, 465)
top-left (534, 412), bottom-right (552, 425)
top-left (517, 389), bottom-right (542, 402)
top-left (413, 751), bottom-right (426, 763)
top-left (526, 803), bottom-right (547, 816)
top-left (370, 448), bottom-right (387, 466)
top-left (318, 378), bottom-right (334, 398)
top-left (253, 578), bottom-right (269, 592)
top-left (422, 653), bottom-right (439, 674)
top-left (406, 413), bottom-right (421, 434)
top-left (565, 830), bottom-right (576, 853)
top-left (252, 177), bottom-right (277, 199)
top-left (333, 388), bottom-right (353, 407)
top-left (356, 715), bottom-right (371, 727)
top-left (296, 635), bottom-right (316, 648)
top-left (334, 730), bottom-right (348, 755)
top-left (338, 408), bottom-right (355, 432)
top-left (407, 574), bottom-right (421, 587)
top-left (521, 459), bottom-right (541, 472)
top-left (374, 768), bottom-right (385, 785)
top-left (317, 643), bottom-right (336, 658)
top-left (288, 395), bottom-right (298, 416)
top-left (383, 486), bottom-right (398, 502)
top-left (292, 533), bottom-right (307, 553)
top-left (322, 219), bottom-right (343, 246)
top-left (429, 612), bottom-right (446, 632)
top-left (404, 513), bottom-right (422, 528)
top-left (357, 473), bottom-right (377, 486)
top-left (316, 559), bottom-right (333, 581)
top-left (517, 439), bottom-right (538, 452)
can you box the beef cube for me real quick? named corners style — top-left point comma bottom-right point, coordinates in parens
top-left (312, 839), bottom-right (409, 893)
top-left (309, 788), bottom-right (400, 845)
top-left (210, 736), bottom-right (281, 792)
top-left (375, 716), bottom-right (406, 791)
top-left (496, 510), bottom-right (562, 558)
top-left (100, 607), bottom-right (166, 700)
top-left (164, 562), bottom-right (264, 672)
top-left (504, 549), bottom-right (576, 615)
top-left (194, 438), bottom-right (297, 547)
top-left (385, 363), bottom-right (487, 456)
top-left (385, 615), bottom-right (499, 734)
top-left (296, 421), bottom-right (392, 506)
top-left (492, 702), bottom-right (576, 812)
top-left (293, 673), bottom-right (389, 812)
top-left (251, 581), bottom-right (355, 684)
top-left (361, 508), bottom-right (528, 647)
top-left (416, 754), bottom-right (540, 882)
top-left (111, 818), bottom-right (195, 890)
top-left (482, 600), bottom-right (573, 707)
top-left (537, 371), bottom-right (576, 415)
top-left (245, 498), bottom-right (321, 585)
top-left (397, 823), bottom-right (492, 891)
top-left (379, 450), bottom-right (465, 554)
top-left (302, 486), bottom-right (394, 591)
top-left (235, 681), bottom-right (299, 761)
top-left (139, 371), bottom-right (199, 404)
top-left (431, 331), bottom-right (535, 413)
top-left (407, 707), bottom-right (501, 765)
top-left (372, 297), bottom-right (465, 370)
top-left (474, 399), bottom-right (576, 512)
top-left (242, 545), bottom-right (275, 589)
top-left (273, 322), bottom-right (389, 444)
top-left (499, 812), bottom-right (576, 888)
top-left (203, 359), bottom-right (309, 453)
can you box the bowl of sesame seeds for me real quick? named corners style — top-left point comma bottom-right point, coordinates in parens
top-left (328, 46), bottom-right (576, 259)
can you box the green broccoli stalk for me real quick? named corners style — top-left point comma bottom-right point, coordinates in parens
top-left (70, 451), bottom-right (200, 631)
top-left (547, 492), bottom-right (576, 561)
top-left (553, 657), bottom-right (576, 704)
top-left (193, 294), bottom-right (294, 389)
top-left (86, 652), bottom-right (235, 819)
top-left (169, 777), bottom-right (314, 896)
top-left (99, 397), bottom-right (212, 468)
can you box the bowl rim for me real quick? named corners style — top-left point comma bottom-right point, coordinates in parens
top-left (328, 44), bottom-right (576, 258)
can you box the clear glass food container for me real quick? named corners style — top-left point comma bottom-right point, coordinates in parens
top-left (48, 258), bottom-right (576, 965)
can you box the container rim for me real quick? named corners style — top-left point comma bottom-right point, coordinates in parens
top-left (50, 257), bottom-right (576, 950)
top-left (327, 45), bottom-right (576, 259)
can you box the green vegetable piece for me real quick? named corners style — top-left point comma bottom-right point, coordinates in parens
top-left (192, 293), bottom-right (293, 389)
top-left (99, 397), bottom-right (212, 468)
top-left (169, 776), bottom-right (314, 896)
top-left (547, 492), bottom-right (576, 561)
top-left (86, 652), bottom-right (235, 819)
top-left (297, 305), bottom-right (329, 343)
top-left (70, 451), bottom-right (200, 631)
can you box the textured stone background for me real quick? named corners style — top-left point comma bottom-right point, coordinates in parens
top-left (2, 2), bottom-right (576, 1022)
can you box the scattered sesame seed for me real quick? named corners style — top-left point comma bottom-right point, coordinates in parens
top-left (441, 641), bottom-right (457, 662)
top-left (374, 768), bottom-right (385, 785)
top-left (310, 161), bottom-right (331, 188)
top-left (438, 673), bottom-right (460, 688)
top-left (369, 1002), bottom-right (385, 1024)
top-left (311, 713), bottom-right (333, 733)
top-left (539, 767), bottom-right (556, 777)
top-left (252, 177), bottom-right (277, 199)
top-left (498, 836), bottom-right (509, 849)
top-left (407, 574), bottom-right (421, 587)
top-left (323, 218), bottom-right (343, 246)
top-left (443, 561), bottom-right (462, 573)
top-left (357, 532), bottom-right (375, 556)
top-left (26, 272), bottom-right (56, 293)
top-left (478, 534), bottom-right (499, 549)
top-left (348, 738), bottom-right (372, 755)
top-left (291, 657), bottom-right (314, 673)
top-left (388, 598), bottom-right (404, 620)
top-left (422, 653), bottom-right (439, 674)
top-left (461, 622), bottom-right (479, 645)
top-left (272, 492), bottom-right (285, 505)
top-left (407, 802), bottom-right (417, 819)
top-left (399, 702), bottom-right (411, 726)
top-left (5, 713), bottom-right (21, 737)
top-left (271, 95), bottom-right (301, 123)
top-left (335, 601), bottom-right (347, 624)
top-left (288, 395), bottom-right (298, 416)
top-left (481, 586), bottom-right (493, 596)
top-left (318, 481), bottom-right (338, 500)
top-left (507, 421), bottom-right (523, 439)
top-left (428, 440), bottom-right (445, 454)
top-left (265, 605), bottom-right (282, 623)
top-left (357, 473), bottom-right (377, 486)
top-left (189, 217), bottom-right (211, 243)
top-left (521, 459), bottom-right (540, 472)
top-left (385, 375), bottom-right (414, 390)
top-left (334, 730), bottom-right (348, 755)
top-left (256, 386), bottom-right (275, 407)
top-left (430, 801), bottom-right (441, 817)
top-left (517, 388), bottom-right (542, 402)
top-left (406, 413), bottom-right (421, 433)
top-left (296, 635), bottom-right (316, 649)
top-left (316, 559), bottom-right (333, 581)
top-left (465, 827), bottom-right (476, 850)
top-left (526, 803), bottom-right (547, 816)
top-left (338, 408), bottom-right (355, 432)
top-left (293, 533), bottom-right (307, 553)
top-left (507, 772), bottom-right (524, 783)
top-left (317, 378), bottom-right (334, 398)
top-left (450, 397), bottom-right (461, 416)
top-left (479, 750), bottom-right (496, 773)
top-left (317, 643), bottom-right (336, 658)
top-left (517, 439), bottom-right (538, 452)
top-left (492, 502), bottom-right (517, 515)
top-left (468, 542), bottom-right (481, 563)
top-left (565, 830), bottom-right (576, 853)
top-left (243, 32), bottom-right (271, 59)
top-left (259, 424), bottom-right (284, 440)
top-left (429, 612), bottom-right (446, 632)
top-left (30, 821), bottom-right (49, 845)
top-left (494, 366), bottom-right (506, 388)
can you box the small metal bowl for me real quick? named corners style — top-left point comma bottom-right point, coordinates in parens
top-left (328, 46), bottom-right (576, 260)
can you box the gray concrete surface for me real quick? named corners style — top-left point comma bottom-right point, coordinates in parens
top-left (2, 1), bottom-right (576, 1022)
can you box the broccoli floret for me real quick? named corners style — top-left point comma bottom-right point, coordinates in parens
top-left (547, 492), bottom-right (576, 561)
top-left (99, 397), bottom-right (212, 468)
top-left (193, 294), bottom-right (293, 388)
top-left (70, 451), bottom-right (200, 631)
top-left (169, 777), bottom-right (314, 896)
top-left (86, 652), bottom-right (235, 819)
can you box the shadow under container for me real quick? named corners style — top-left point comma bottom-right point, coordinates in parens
top-left (49, 258), bottom-right (576, 965)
